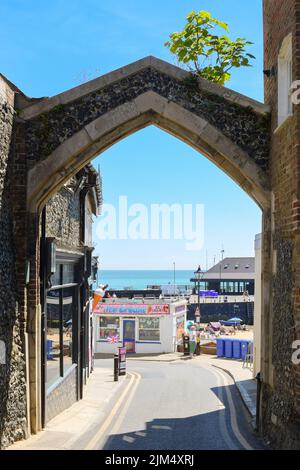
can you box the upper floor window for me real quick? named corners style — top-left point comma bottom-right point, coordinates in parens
top-left (278, 33), bottom-right (293, 126)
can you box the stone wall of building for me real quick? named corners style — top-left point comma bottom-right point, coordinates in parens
top-left (0, 77), bottom-right (27, 448)
top-left (45, 178), bottom-right (81, 250)
top-left (262, 0), bottom-right (300, 449)
top-left (46, 366), bottom-right (78, 423)
top-left (264, 0), bottom-right (295, 232)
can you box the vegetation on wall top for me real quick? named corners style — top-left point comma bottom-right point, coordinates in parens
top-left (165, 10), bottom-right (255, 85)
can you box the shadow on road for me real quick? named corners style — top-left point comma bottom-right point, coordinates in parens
top-left (103, 382), bottom-right (266, 451)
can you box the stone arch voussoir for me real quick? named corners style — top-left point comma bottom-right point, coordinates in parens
top-left (21, 57), bottom-right (271, 213)
top-left (26, 90), bottom-right (270, 212)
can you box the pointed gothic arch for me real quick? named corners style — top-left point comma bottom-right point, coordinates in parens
top-left (21, 57), bottom-right (270, 212)
top-left (16, 56), bottom-right (273, 437)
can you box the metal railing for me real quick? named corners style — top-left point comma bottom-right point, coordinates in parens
top-left (101, 297), bottom-right (185, 304)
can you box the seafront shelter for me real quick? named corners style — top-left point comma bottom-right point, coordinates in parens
top-left (191, 257), bottom-right (255, 296)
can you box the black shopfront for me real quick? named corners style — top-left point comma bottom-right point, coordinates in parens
top-left (40, 236), bottom-right (94, 425)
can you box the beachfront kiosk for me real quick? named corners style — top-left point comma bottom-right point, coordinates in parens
top-left (93, 299), bottom-right (187, 355)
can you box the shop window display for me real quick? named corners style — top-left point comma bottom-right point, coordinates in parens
top-left (138, 317), bottom-right (160, 341)
top-left (100, 316), bottom-right (120, 340)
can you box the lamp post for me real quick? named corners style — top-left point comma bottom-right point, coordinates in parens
top-left (219, 249), bottom-right (225, 295)
top-left (194, 265), bottom-right (203, 325)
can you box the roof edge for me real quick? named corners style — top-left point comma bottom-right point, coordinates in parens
top-left (19, 56), bottom-right (270, 121)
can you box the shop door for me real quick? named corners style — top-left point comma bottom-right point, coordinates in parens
top-left (123, 320), bottom-right (135, 353)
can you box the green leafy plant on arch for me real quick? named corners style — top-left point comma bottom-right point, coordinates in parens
top-left (165, 10), bottom-right (255, 85)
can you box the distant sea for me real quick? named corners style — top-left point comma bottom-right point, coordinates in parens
top-left (97, 270), bottom-right (194, 290)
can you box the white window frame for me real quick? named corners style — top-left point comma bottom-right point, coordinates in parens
top-left (99, 315), bottom-right (120, 341)
top-left (138, 317), bottom-right (160, 342)
top-left (278, 33), bottom-right (293, 127)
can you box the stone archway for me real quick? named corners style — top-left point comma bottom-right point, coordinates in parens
top-left (22, 57), bottom-right (271, 212)
top-left (6, 57), bottom-right (277, 444)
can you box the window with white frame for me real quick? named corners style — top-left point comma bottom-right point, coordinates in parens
top-left (138, 317), bottom-right (160, 341)
top-left (99, 316), bottom-right (120, 340)
top-left (278, 33), bottom-right (293, 126)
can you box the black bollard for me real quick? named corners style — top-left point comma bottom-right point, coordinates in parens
top-left (114, 353), bottom-right (119, 381)
top-left (183, 334), bottom-right (190, 356)
top-left (255, 372), bottom-right (261, 431)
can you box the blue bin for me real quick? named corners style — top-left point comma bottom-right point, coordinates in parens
top-left (224, 339), bottom-right (233, 358)
top-left (216, 338), bottom-right (225, 357)
top-left (47, 339), bottom-right (53, 360)
top-left (240, 340), bottom-right (249, 360)
top-left (232, 339), bottom-right (241, 359)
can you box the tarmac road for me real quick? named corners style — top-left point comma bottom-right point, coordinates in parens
top-left (89, 358), bottom-right (265, 450)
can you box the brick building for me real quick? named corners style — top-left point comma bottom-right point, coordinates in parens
top-left (260, 0), bottom-right (300, 448)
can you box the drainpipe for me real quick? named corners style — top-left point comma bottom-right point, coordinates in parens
top-left (79, 182), bottom-right (95, 396)
top-left (40, 206), bottom-right (47, 428)
top-left (255, 372), bottom-right (262, 432)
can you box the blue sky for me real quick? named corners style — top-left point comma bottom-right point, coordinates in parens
top-left (1, 1), bottom-right (263, 269)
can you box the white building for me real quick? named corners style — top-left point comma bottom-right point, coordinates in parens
top-left (93, 299), bottom-right (187, 355)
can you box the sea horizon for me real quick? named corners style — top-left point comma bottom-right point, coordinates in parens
top-left (97, 269), bottom-right (195, 290)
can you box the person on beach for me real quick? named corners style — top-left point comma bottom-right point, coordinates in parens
top-left (189, 326), bottom-right (197, 357)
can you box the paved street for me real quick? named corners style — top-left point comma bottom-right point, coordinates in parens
top-left (9, 357), bottom-right (265, 451)
top-left (95, 358), bottom-right (264, 450)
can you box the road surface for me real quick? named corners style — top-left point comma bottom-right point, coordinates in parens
top-left (87, 358), bottom-right (265, 450)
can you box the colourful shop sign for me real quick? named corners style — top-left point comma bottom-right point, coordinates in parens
top-left (176, 314), bottom-right (185, 345)
top-left (94, 303), bottom-right (170, 315)
top-left (175, 304), bottom-right (186, 313)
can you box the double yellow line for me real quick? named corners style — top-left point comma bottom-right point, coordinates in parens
top-left (208, 365), bottom-right (254, 450)
top-left (85, 371), bottom-right (141, 450)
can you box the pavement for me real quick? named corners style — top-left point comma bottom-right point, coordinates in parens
top-left (8, 353), bottom-right (259, 450)
top-left (8, 365), bottom-right (128, 450)
top-left (127, 352), bottom-right (189, 362)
